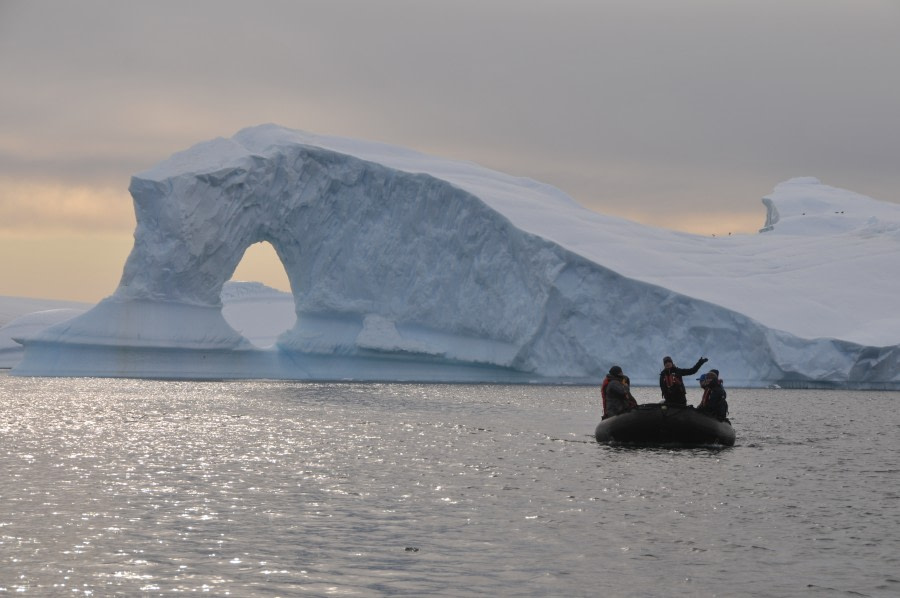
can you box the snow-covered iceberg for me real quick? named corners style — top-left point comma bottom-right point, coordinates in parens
top-left (12, 125), bottom-right (900, 387)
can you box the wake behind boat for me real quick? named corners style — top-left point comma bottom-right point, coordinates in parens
top-left (595, 403), bottom-right (735, 447)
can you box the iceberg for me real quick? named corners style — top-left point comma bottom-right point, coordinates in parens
top-left (10, 125), bottom-right (900, 387)
top-left (0, 308), bottom-right (86, 368)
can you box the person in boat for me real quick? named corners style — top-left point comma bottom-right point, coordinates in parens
top-left (621, 375), bottom-right (639, 410)
top-left (697, 369), bottom-right (729, 421)
top-left (601, 365), bottom-right (637, 418)
top-left (659, 355), bottom-right (708, 406)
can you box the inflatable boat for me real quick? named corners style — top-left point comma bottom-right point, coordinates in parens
top-left (595, 404), bottom-right (735, 446)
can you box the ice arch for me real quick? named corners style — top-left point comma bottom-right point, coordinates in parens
top-left (15, 125), bottom-right (898, 385)
top-left (112, 125), bottom-right (579, 372)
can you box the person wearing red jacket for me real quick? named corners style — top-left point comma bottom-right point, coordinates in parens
top-left (601, 365), bottom-right (637, 418)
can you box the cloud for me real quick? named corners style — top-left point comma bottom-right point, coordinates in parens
top-left (0, 0), bottom-right (898, 300)
top-left (0, 177), bottom-right (134, 235)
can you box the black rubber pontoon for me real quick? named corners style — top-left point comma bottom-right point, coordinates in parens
top-left (595, 404), bottom-right (735, 446)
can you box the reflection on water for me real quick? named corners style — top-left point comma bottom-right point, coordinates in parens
top-left (1, 375), bottom-right (899, 596)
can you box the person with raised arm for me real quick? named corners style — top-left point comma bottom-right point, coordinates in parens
top-left (659, 355), bottom-right (708, 406)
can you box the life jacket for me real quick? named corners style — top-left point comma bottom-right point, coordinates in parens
top-left (700, 379), bottom-right (725, 408)
top-left (600, 376), bottom-right (611, 415)
top-left (663, 372), bottom-right (677, 387)
top-left (700, 384), bottom-right (711, 408)
top-left (661, 368), bottom-right (684, 397)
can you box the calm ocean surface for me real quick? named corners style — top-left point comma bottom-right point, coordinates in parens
top-left (1, 374), bottom-right (898, 597)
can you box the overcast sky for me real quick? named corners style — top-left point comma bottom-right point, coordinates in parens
top-left (2, 0), bottom-right (899, 302)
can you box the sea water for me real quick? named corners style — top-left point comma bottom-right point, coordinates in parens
top-left (1, 374), bottom-right (898, 597)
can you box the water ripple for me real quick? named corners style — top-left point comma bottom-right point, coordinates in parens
top-left (1, 376), bottom-right (898, 597)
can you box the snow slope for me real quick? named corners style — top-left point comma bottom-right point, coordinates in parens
top-left (0, 284), bottom-right (293, 367)
top-left (0, 308), bottom-right (86, 368)
top-left (9, 125), bottom-right (900, 387)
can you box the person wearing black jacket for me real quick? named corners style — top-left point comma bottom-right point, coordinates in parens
top-left (698, 370), bottom-right (729, 421)
top-left (659, 355), bottom-right (708, 406)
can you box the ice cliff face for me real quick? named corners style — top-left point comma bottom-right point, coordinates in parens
top-left (14, 125), bottom-right (900, 387)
